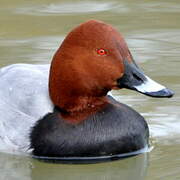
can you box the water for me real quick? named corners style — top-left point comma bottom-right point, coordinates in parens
top-left (0, 0), bottom-right (180, 179)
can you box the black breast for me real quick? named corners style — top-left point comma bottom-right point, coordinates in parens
top-left (30, 97), bottom-right (149, 157)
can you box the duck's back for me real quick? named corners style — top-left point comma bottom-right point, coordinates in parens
top-left (0, 64), bottom-right (53, 152)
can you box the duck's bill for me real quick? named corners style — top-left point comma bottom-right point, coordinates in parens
top-left (117, 60), bottom-right (174, 98)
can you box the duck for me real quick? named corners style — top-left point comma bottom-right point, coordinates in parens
top-left (0, 20), bottom-right (173, 160)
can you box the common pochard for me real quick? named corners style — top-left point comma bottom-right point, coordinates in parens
top-left (0, 20), bottom-right (173, 161)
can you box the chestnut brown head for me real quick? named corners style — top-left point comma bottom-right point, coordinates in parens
top-left (49, 20), bottom-right (174, 111)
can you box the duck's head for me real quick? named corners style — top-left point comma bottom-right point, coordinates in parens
top-left (49, 20), bottom-right (174, 113)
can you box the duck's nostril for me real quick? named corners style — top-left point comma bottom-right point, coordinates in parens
top-left (132, 73), bottom-right (143, 82)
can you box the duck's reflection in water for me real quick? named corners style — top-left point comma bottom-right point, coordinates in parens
top-left (31, 154), bottom-right (148, 180)
top-left (0, 152), bottom-right (148, 180)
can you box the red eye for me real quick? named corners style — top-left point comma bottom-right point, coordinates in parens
top-left (97, 48), bottom-right (107, 56)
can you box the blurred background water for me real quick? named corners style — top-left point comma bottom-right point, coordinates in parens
top-left (0, 0), bottom-right (180, 179)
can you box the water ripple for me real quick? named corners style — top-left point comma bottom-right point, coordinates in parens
top-left (0, 36), bottom-right (63, 64)
top-left (15, 2), bottom-right (116, 16)
top-left (127, 30), bottom-right (180, 64)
